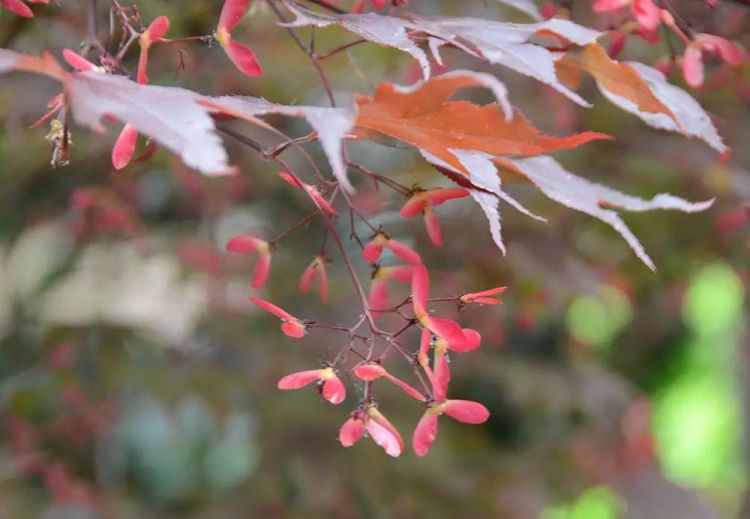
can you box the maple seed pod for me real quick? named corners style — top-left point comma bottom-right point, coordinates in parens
top-left (216, 0), bottom-right (263, 77)
top-left (278, 367), bottom-right (346, 405)
top-left (249, 296), bottom-right (306, 339)
top-left (138, 16), bottom-right (170, 84)
top-left (299, 256), bottom-right (330, 303)
top-left (1, 0), bottom-right (36, 18)
top-left (412, 400), bottom-right (490, 457)
top-left (339, 416), bottom-right (365, 447)
top-left (112, 124), bottom-right (138, 170)
top-left (363, 232), bottom-right (422, 265)
top-left (226, 235), bottom-right (273, 288)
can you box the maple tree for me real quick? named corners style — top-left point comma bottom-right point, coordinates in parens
top-left (0, 0), bottom-right (748, 514)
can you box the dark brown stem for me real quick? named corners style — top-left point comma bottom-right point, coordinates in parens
top-left (302, 0), bottom-right (349, 14)
top-left (313, 39), bottom-right (368, 60)
top-left (269, 212), bottom-right (318, 245)
top-left (655, 0), bottom-right (695, 40)
top-left (268, 0), bottom-right (338, 107)
top-left (220, 125), bottom-right (379, 333)
top-left (348, 162), bottom-right (411, 195)
top-left (83, 0), bottom-right (105, 55)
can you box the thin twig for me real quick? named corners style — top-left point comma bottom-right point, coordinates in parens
top-left (267, 0), bottom-right (338, 106)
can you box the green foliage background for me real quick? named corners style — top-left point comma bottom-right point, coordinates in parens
top-left (0, 1), bottom-right (748, 517)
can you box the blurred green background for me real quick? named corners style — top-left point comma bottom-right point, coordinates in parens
top-left (0, 1), bottom-right (748, 517)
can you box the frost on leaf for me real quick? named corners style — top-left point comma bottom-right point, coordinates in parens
top-left (420, 148), bottom-right (543, 255)
top-left (505, 156), bottom-right (714, 269)
top-left (0, 49), bottom-right (233, 175)
top-left (579, 44), bottom-right (727, 154)
top-left (627, 62), bottom-right (727, 154)
top-left (281, 2), bottom-right (431, 80)
top-left (410, 16), bottom-right (600, 105)
top-left (0, 48), bottom-right (16, 73)
top-left (70, 74), bottom-right (232, 175)
top-left (281, 3), bottom-right (601, 105)
top-left (493, 0), bottom-right (543, 21)
top-left (420, 145), bottom-right (713, 269)
top-left (202, 96), bottom-right (357, 193)
top-left (354, 71), bottom-right (609, 176)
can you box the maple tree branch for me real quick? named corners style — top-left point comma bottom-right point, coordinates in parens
top-left (110, 0), bottom-right (143, 65)
top-left (661, 23), bottom-right (678, 62)
top-left (301, 0), bottom-right (348, 14)
top-left (82, 0), bottom-right (105, 55)
top-left (217, 126), bottom-right (263, 153)
top-left (269, 212), bottom-right (318, 245)
top-left (266, 131), bottom-right (318, 158)
top-left (348, 161), bottom-right (411, 195)
top-left (313, 39), bottom-right (368, 60)
top-left (655, 0), bottom-right (695, 40)
top-left (267, 0), bottom-right (338, 107)
top-left (219, 125), bottom-right (380, 335)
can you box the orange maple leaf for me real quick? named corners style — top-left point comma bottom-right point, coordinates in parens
top-left (354, 73), bottom-right (611, 176)
top-left (578, 43), bottom-right (675, 118)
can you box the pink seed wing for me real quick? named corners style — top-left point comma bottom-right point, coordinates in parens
top-left (226, 235), bottom-right (261, 254)
top-left (2, 0), bottom-right (34, 18)
top-left (251, 251), bottom-right (272, 288)
top-left (249, 296), bottom-right (294, 321)
top-left (321, 374), bottom-right (346, 405)
top-left (218, 0), bottom-right (250, 32)
top-left (62, 49), bottom-right (97, 72)
top-left (339, 417), bottom-right (365, 447)
top-left (112, 124), bottom-right (139, 170)
top-left (223, 37), bottom-right (263, 77)
top-left (443, 400), bottom-right (490, 424)
top-left (412, 412), bottom-right (439, 457)
top-left (277, 369), bottom-right (321, 389)
top-left (146, 16), bottom-right (170, 40)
